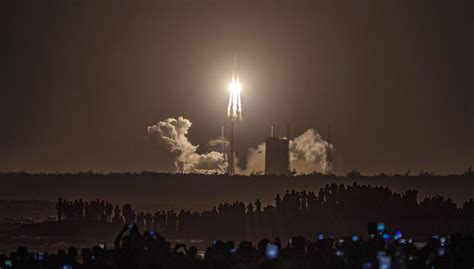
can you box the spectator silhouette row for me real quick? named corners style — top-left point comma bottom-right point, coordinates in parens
top-left (56, 183), bottom-right (474, 240)
top-left (56, 199), bottom-right (115, 223)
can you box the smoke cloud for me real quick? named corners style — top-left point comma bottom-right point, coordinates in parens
top-left (244, 143), bottom-right (266, 175)
top-left (289, 129), bottom-right (332, 174)
top-left (147, 117), bottom-right (227, 174)
top-left (147, 117), bottom-right (331, 175)
top-left (244, 129), bottom-right (332, 175)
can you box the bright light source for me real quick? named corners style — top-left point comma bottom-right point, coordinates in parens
top-left (227, 75), bottom-right (242, 120)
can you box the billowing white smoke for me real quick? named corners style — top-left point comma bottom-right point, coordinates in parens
top-left (147, 117), bottom-right (227, 174)
top-left (244, 129), bottom-right (332, 175)
top-left (208, 136), bottom-right (229, 150)
top-left (289, 129), bottom-right (332, 174)
top-left (147, 117), bottom-right (331, 175)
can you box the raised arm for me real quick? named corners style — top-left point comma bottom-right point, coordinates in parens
top-left (114, 224), bottom-right (129, 249)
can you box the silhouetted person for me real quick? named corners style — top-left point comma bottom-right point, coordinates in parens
top-left (247, 202), bottom-right (254, 214)
top-left (112, 205), bottom-right (122, 223)
top-left (77, 199), bottom-right (84, 222)
top-left (145, 212), bottom-right (152, 231)
top-left (105, 202), bottom-right (113, 222)
top-left (137, 212), bottom-right (145, 231)
top-left (255, 199), bottom-right (262, 213)
top-left (56, 198), bottom-right (64, 222)
top-left (84, 202), bottom-right (90, 223)
top-left (275, 194), bottom-right (281, 210)
top-left (122, 203), bottom-right (132, 224)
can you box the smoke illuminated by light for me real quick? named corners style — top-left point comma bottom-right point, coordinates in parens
top-left (227, 75), bottom-right (242, 120)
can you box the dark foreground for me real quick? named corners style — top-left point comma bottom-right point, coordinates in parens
top-left (2, 223), bottom-right (473, 269)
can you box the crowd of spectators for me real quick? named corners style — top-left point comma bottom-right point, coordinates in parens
top-left (56, 199), bottom-right (118, 224)
top-left (56, 183), bottom-right (474, 239)
top-left (1, 225), bottom-right (472, 268)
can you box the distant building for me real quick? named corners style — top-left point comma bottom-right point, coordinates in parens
top-left (265, 137), bottom-right (289, 175)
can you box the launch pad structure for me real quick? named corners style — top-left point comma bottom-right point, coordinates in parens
top-left (227, 119), bottom-right (235, 175)
top-left (264, 124), bottom-right (291, 176)
top-left (223, 56), bottom-right (334, 176)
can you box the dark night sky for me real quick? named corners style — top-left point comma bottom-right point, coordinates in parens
top-left (2, 0), bottom-right (473, 174)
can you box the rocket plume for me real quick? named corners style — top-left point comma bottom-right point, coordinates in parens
top-left (227, 75), bottom-right (242, 120)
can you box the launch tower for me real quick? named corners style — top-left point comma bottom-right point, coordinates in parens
top-left (265, 125), bottom-right (290, 176)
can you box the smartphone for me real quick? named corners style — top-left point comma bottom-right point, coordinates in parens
top-left (351, 235), bottom-right (359, 242)
top-left (440, 237), bottom-right (446, 246)
top-left (4, 260), bottom-right (12, 268)
top-left (265, 243), bottom-right (279, 260)
top-left (230, 248), bottom-right (237, 253)
top-left (317, 233), bottom-right (324, 241)
top-left (99, 244), bottom-right (105, 249)
top-left (379, 256), bottom-right (391, 269)
top-left (62, 265), bottom-right (72, 269)
top-left (438, 247), bottom-right (446, 256)
top-left (335, 250), bottom-right (344, 257)
top-left (128, 223), bottom-right (134, 229)
top-left (362, 262), bottom-right (373, 269)
top-left (377, 252), bottom-right (391, 269)
top-left (376, 223), bottom-right (385, 233)
top-left (393, 231), bottom-right (402, 240)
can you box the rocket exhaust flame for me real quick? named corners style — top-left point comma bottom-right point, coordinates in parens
top-left (227, 75), bottom-right (242, 120)
top-left (226, 67), bottom-right (241, 175)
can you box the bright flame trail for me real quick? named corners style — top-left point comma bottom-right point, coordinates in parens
top-left (227, 75), bottom-right (242, 120)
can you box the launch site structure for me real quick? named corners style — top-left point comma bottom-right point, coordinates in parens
top-left (264, 124), bottom-right (291, 176)
top-left (227, 120), bottom-right (235, 175)
top-left (325, 122), bottom-right (332, 175)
